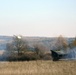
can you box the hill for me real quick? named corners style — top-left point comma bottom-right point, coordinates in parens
top-left (0, 36), bottom-right (74, 51)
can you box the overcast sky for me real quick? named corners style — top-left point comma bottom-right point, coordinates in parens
top-left (0, 0), bottom-right (76, 37)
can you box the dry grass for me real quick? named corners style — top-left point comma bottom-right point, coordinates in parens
top-left (0, 60), bottom-right (76, 75)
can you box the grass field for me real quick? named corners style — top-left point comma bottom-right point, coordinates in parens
top-left (0, 60), bottom-right (76, 75)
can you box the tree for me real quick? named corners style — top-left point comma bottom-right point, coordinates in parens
top-left (6, 35), bottom-right (28, 57)
top-left (73, 37), bottom-right (76, 47)
top-left (69, 37), bottom-right (76, 48)
top-left (68, 37), bottom-right (76, 48)
top-left (55, 35), bottom-right (68, 50)
top-left (34, 43), bottom-right (45, 58)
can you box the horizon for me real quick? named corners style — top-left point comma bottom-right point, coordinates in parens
top-left (0, 34), bottom-right (75, 38)
top-left (0, 0), bottom-right (76, 37)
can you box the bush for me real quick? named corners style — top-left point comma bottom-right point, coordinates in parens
top-left (6, 52), bottom-right (41, 61)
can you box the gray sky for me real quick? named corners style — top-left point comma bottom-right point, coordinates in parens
top-left (0, 0), bottom-right (76, 37)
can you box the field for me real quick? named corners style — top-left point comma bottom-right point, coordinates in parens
top-left (0, 60), bottom-right (76, 75)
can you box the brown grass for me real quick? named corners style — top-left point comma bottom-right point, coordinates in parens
top-left (0, 60), bottom-right (76, 75)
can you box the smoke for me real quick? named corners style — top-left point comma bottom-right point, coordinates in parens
top-left (65, 47), bottom-right (76, 60)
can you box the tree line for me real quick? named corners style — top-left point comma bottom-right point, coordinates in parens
top-left (4, 35), bottom-right (76, 61)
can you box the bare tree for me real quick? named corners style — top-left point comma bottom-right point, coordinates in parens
top-left (34, 43), bottom-right (45, 58)
top-left (6, 35), bottom-right (28, 56)
top-left (55, 35), bottom-right (68, 50)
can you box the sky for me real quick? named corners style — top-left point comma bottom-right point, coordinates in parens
top-left (0, 0), bottom-right (76, 37)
